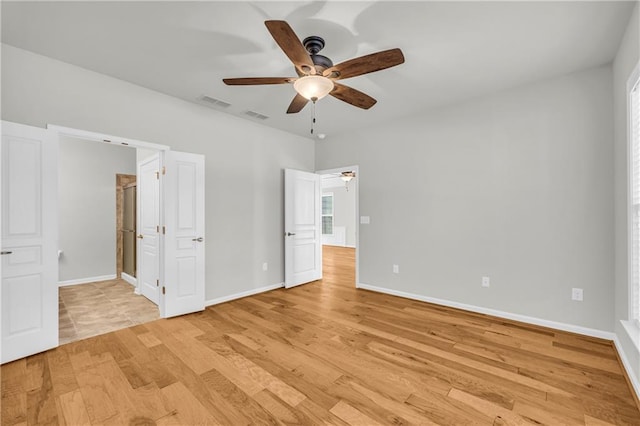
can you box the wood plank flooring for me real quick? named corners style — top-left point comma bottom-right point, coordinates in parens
top-left (3, 245), bottom-right (640, 425)
top-left (59, 279), bottom-right (159, 345)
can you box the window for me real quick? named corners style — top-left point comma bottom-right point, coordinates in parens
top-left (630, 64), bottom-right (640, 321)
top-left (322, 194), bottom-right (333, 235)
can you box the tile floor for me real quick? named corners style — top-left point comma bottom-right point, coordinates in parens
top-left (59, 278), bottom-right (159, 345)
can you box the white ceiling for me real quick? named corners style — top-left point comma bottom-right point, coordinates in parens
top-left (1, 1), bottom-right (635, 140)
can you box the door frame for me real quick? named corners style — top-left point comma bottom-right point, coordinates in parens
top-left (49, 125), bottom-right (169, 152)
top-left (48, 125), bottom-right (173, 316)
top-left (316, 165), bottom-right (360, 287)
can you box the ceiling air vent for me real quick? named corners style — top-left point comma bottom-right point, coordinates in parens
top-left (244, 110), bottom-right (269, 120)
top-left (199, 95), bottom-right (231, 109)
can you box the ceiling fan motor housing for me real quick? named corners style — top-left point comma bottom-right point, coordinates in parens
top-left (312, 54), bottom-right (333, 71)
top-left (301, 36), bottom-right (334, 74)
top-left (296, 54), bottom-right (334, 76)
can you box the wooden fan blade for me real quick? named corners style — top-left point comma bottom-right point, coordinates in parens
top-left (330, 83), bottom-right (377, 110)
top-left (223, 77), bottom-right (293, 85)
top-left (324, 48), bottom-right (404, 80)
top-left (265, 20), bottom-right (316, 75)
top-left (286, 94), bottom-right (309, 114)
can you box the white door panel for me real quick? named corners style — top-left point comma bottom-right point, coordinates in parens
top-left (1, 121), bottom-right (58, 363)
top-left (162, 151), bottom-right (204, 318)
top-left (284, 169), bottom-right (321, 288)
top-left (137, 154), bottom-right (160, 305)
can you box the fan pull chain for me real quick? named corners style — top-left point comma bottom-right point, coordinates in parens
top-left (310, 100), bottom-right (317, 135)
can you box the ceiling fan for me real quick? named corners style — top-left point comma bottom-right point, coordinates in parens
top-left (223, 20), bottom-right (405, 114)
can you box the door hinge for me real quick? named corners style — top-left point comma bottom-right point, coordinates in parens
top-left (156, 225), bottom-right (160, 233)
top-left (155, 171), bottom-right (159, 179)
top-left (162, 286), bottom-right (166, 295)
top-left (162, 226), bottom-right (166, 235)
top-left (156, 279), bottom-right (159, 287)
top-left (162, 166), bottom-right (166, 175)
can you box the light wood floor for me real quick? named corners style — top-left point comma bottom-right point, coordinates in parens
top-left (3, 245), bottom-right (640, 425)
top-left (59, 278), bottom-right (159, 345)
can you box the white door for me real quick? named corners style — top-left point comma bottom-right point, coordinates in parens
top-left (162, 151), bottom-right (205, 318)
top-left (1, 121), bottom-right (58, 363)
top-left (137, 154), bottom-right (160, 305)
top-left (284, 169), bottom-right (322, 288)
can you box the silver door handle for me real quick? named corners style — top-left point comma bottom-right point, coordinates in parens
top-left (286, 232), bottom-right (296, 236)
top-left (192, 237), bottom-right (204, 242)
top-left (0, 251), bottom-right (12, 255)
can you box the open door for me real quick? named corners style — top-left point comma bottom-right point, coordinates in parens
top-left (1, 121), bottom-right (58, 363)
top-left (137, 154), bottom-right (161, 305)
top-left (284, 169), bottom-right (322, 288)
top-left (161, 150), bottom-right (205, 318)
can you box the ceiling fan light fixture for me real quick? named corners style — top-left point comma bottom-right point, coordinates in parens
top-left (341, 171), bottom-right (355, 182)
top-left (294, 75), bottom-right (334, 101)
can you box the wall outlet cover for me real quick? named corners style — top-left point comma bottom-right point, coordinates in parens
top-left (571, 288), bottom-right (583, 301)
top-left (482, 276), bottom-right (490, 287)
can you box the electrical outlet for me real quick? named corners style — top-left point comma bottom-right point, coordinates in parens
top-left (393, 264), bottom-right (399, 274)
top-left (262, 262), bottom-right (268, 271)
top-left (482, 276), bottom-right (490, 287)
top-left (572, 288), bottom-right (583, 301)
top-left (360, 216), bottom-right (370, 224)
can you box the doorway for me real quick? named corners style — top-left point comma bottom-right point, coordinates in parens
top-left (118, 175), bottom-right (137, 285)
top-left (57, 135), bottom-right (160, 344)
top-left (318, 166), bottom-right (359, 288)
top-left (2, 121), bottom-right (206, 363)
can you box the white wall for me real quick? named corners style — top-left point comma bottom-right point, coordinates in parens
top-left (1, 44), bottom-right (315, 301)
top-left (613, 4), bottom-right (640, 389)
top-left (322, 184), bottom-right (356, 247)
top-left (58, 136), bottom-right (136, 282)
top-left (317, 65), bottom-right (614, 332)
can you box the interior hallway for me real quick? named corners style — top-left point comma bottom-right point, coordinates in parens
top-left (59, 278), bottom-right (159, 345)
top-left (322, 244), bottom-right (355, 287)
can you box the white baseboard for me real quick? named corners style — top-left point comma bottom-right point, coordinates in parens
top-left (58, 274), bottom-right (117, 287)
top-left (121, 272), bottom-right (137, 286)
top-left (357, 282), bottom-right (615, 340)
top-left (614, 334), bottom-right (640, 402)
top-left (206, 282), bottom-right (284, 307)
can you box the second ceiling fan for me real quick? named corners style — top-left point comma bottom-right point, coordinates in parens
top-left (223, 20), bottom-right (405, 114)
